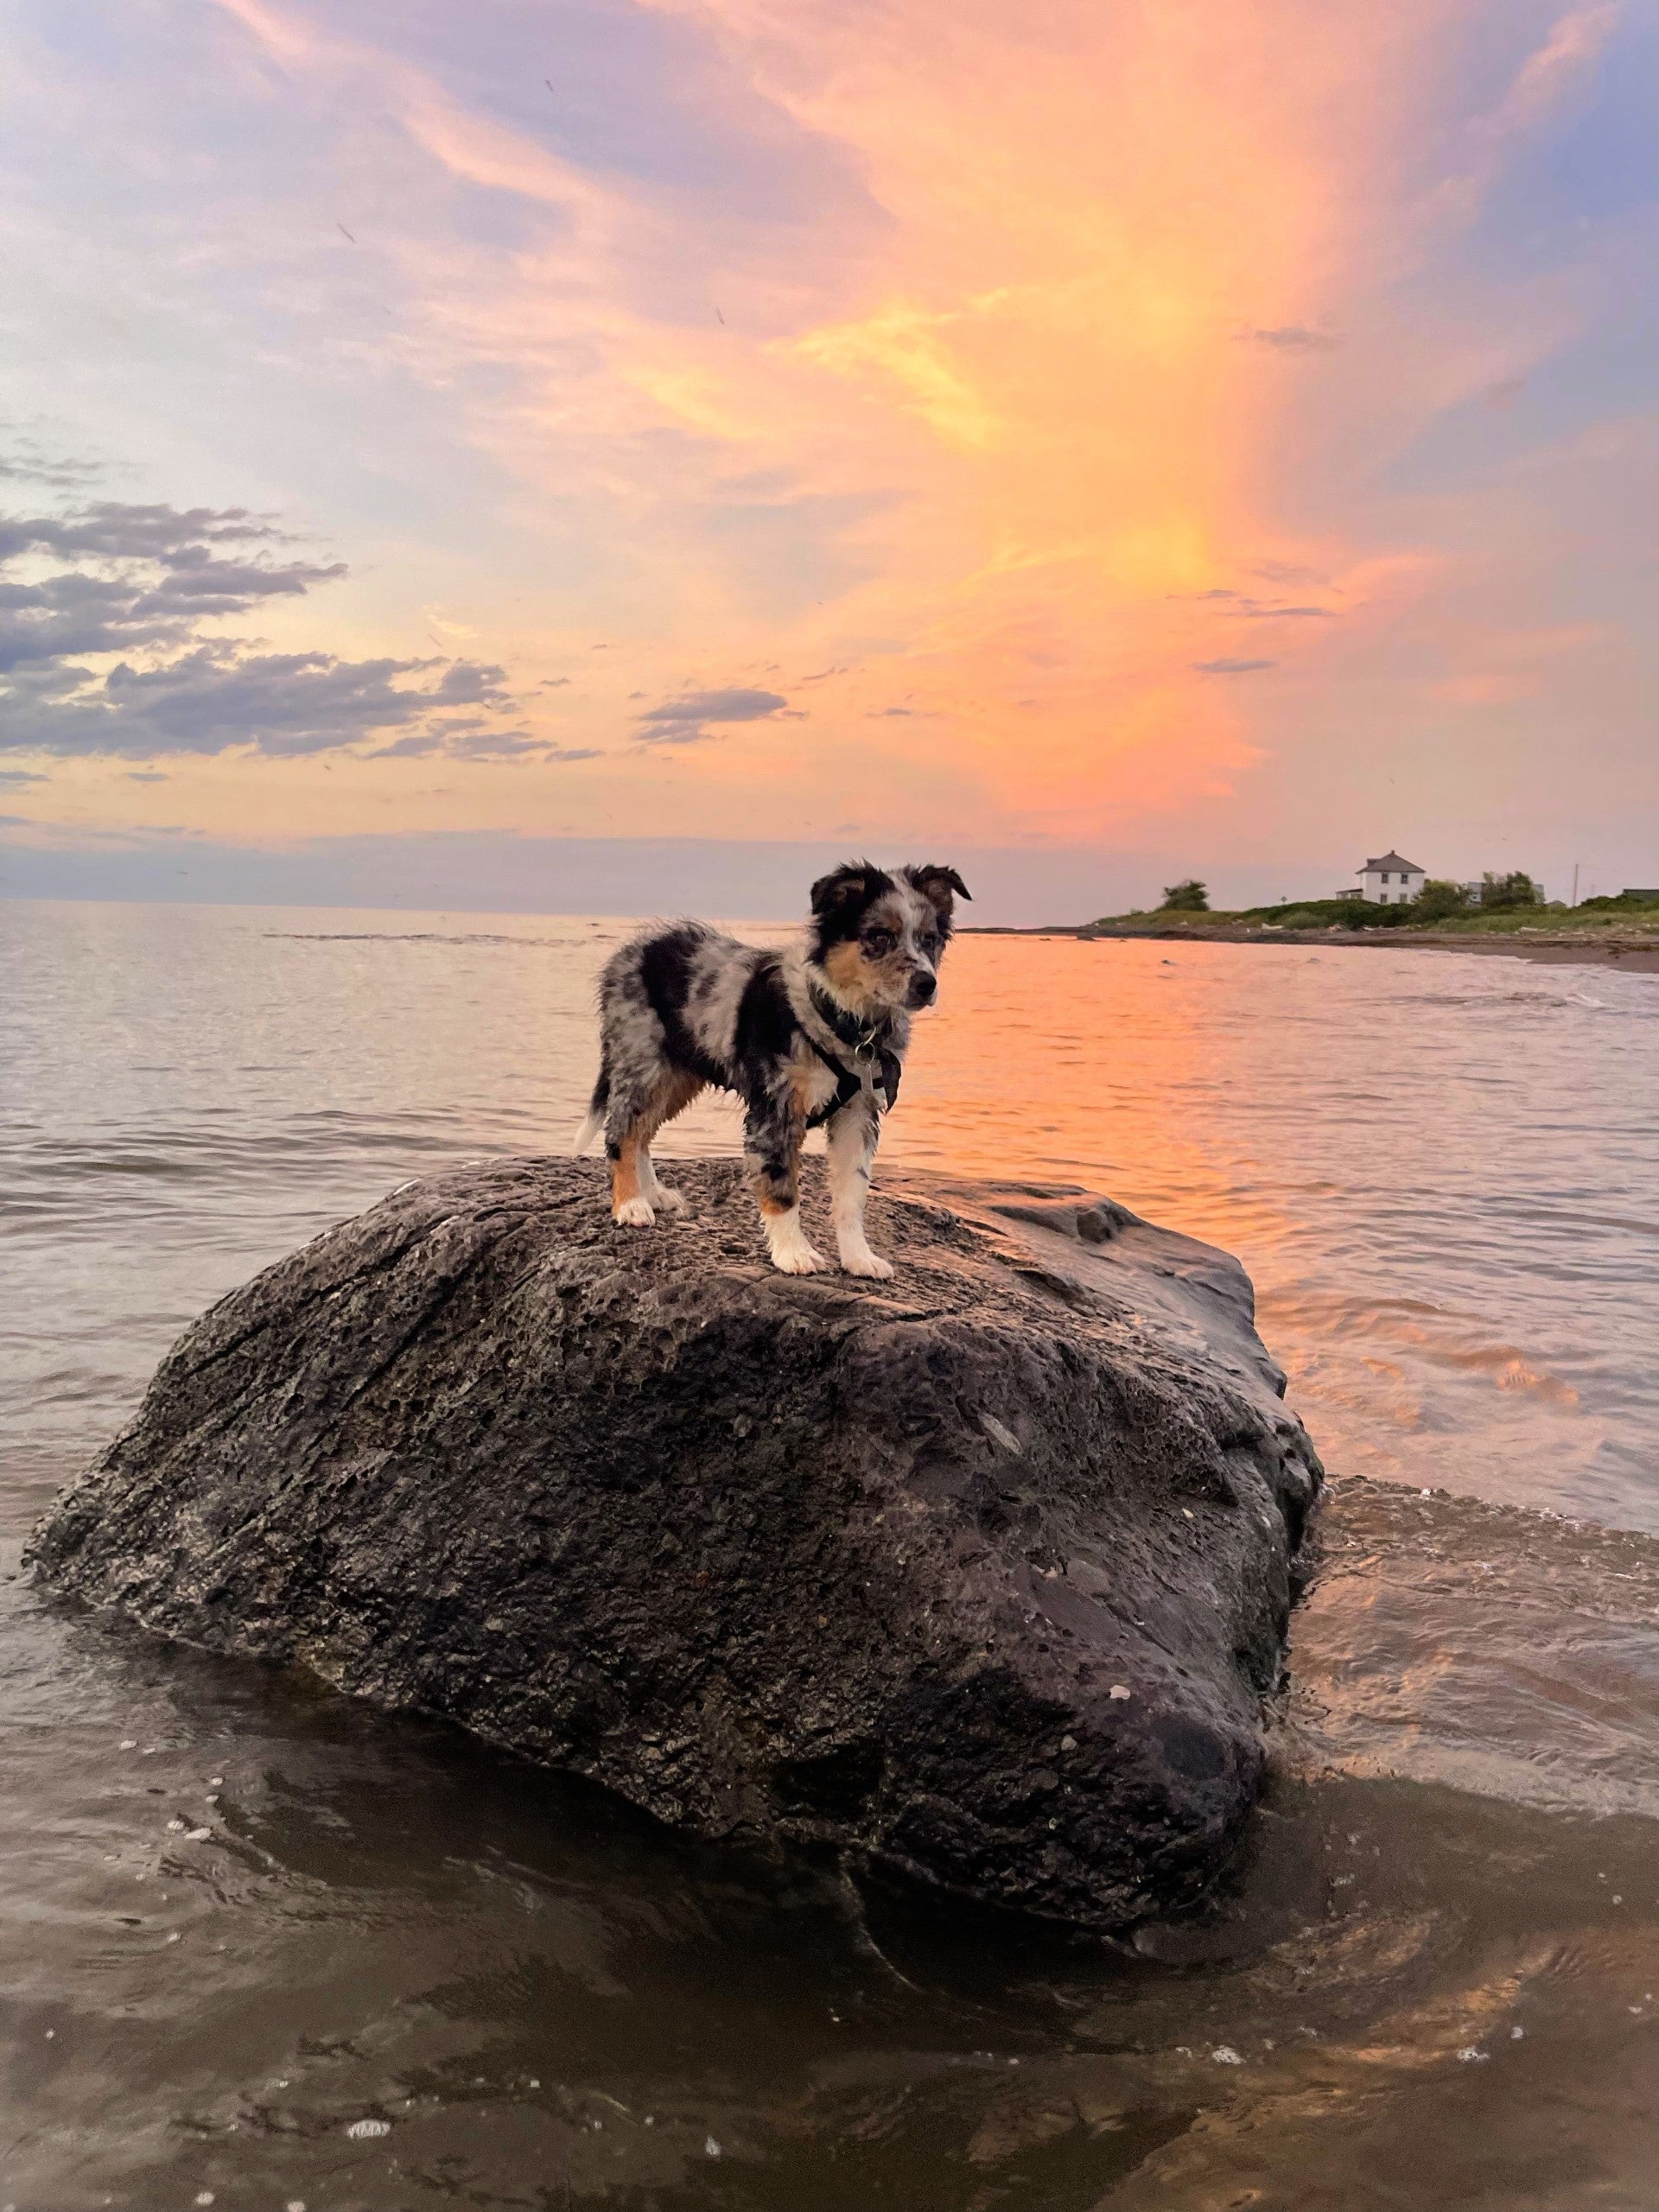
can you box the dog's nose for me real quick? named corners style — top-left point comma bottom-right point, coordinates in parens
top-left (909, 969), bottom-right (938, 1006)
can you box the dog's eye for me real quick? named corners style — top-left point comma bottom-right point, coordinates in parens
top-left (920, 931), bottom-right (940, 955)
top-left (864, 930), bottom-right (895, 956)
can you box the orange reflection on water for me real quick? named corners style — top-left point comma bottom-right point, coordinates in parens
top-left (873, 932), bottom-right (1636, 1522)
top-left (883, 931), bottom-right (1312, 1263)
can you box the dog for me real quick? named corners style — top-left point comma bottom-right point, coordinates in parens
top-left (574, 861), bottom-right (969, 1275)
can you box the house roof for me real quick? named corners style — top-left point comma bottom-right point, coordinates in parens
top-left (1359, 852), bottom-right (1424, 873)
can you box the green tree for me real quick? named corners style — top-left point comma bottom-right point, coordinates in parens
top-left (1161, 879), bottom-right (1209, 912)
top-left (1413, 879), bottom-right (1471, 921)
top-left (1478, 870), bottom-right (1541, 911)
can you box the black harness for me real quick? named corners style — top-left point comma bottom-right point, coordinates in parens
top-left (803, 985), bottom-right (903, 1130)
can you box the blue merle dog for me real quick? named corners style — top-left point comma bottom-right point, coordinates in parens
top-left (575, 861), bottom-right (969, 1275)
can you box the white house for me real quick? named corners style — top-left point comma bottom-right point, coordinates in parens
top-left (1355, 851), bottom-right (1426, 906)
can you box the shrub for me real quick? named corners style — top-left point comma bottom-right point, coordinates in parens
top-left (1233, 897), bottom-right (1376, 927)
top-left (1579, 890), bottom-right (1659, 912)
top-left (1413, 879), bottom-right (1471, 922)
top-left (1478, 870), bottom-right (1541, 911)
top-left (1161, 879), bottom-right (1209, 912)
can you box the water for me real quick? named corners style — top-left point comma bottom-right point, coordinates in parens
top-left (3, 898), bottom-right (1657, 2209)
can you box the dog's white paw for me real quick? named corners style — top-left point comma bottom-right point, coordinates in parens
top-left (653, 1185), bottom-right (689, 1214)
top-left (764, 1207), bottom-right (825, 1274)
top-left (840, 1249), bottom-right (894, 1280)
top-left (769, 1238), bottom-right (827, 1274)
top-left (771, 1243), bottom-right (827, 1274)
top-left (613, 1196), bottom-right (656, 1227)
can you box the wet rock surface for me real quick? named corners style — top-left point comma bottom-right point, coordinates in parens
top-left (28, 1157), bottom-right (1320, 1929)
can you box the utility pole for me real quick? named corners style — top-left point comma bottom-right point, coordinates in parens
top-left (1571, 862), bottom-right (1580, 908)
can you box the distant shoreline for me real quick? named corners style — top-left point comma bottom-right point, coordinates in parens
top-left (961, 924), bottom-right (1659, 975)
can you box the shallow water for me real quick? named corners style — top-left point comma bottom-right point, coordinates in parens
top-left (3, 898), bottom-right (1657, 2209)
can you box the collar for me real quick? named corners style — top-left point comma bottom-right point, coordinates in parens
top-left (807, 979), bottom-right (891, 1060)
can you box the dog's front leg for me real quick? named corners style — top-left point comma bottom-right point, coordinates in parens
top-left (744, 1098), bottom-right (824, 1274)
top-left (827, 1096), bottom-right (892, 1278)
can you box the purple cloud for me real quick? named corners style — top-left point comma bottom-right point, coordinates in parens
top-left (635, 686), bottom-right (789, 745)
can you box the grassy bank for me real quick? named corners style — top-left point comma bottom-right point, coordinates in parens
top-left (1079, 894), bottom-right (1659, 941)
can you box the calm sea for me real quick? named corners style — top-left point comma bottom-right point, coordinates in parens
top-left (3, 898), bottom-right (1658, 2209)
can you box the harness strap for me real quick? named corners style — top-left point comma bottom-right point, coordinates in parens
top-left (803, 1031), bottom-right (903, 1129)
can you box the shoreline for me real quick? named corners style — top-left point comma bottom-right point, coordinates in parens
top-left (963, 924), bottom-right (1659, 975)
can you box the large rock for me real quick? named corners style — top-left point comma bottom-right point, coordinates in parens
top-left (28, 1159), bottom-right (1320, 1930)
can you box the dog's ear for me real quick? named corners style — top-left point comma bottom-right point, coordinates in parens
top-left (810, 861), bottom-right (879, 917)
top-left (906, 863), bottom-right (972, 915)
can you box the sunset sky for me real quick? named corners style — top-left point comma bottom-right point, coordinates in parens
top-left (3, 0), bottom-right (1656, 918)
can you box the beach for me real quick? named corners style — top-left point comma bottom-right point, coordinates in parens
top-left (971, 923), bottom-right (1659, 973)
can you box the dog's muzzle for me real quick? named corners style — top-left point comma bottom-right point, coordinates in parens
top-left (906, 969), bottom-right (938, 1008)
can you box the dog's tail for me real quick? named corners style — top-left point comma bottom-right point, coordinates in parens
top-left (573, 1064), bottom-right (609, 1156)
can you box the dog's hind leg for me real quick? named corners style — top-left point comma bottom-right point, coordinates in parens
top-left (639, 1157), bottom-right (685, 1211)
top-left (609, 1129), bottom-right (655, 1225)
top-left (608, 1069), bottom-right (703, 1225)
top-left (638, 1068), bottom-right (702, 1215)
top-left (606, 1084), bottom-right (657, 1225)
top-left (827, 1096), bottom-right (891, 1277)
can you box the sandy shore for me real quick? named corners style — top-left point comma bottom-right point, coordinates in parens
top-left (968, 925), bottom-right (1659, 974)
top-left (1419, 935), bottom-right (1659, 973)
